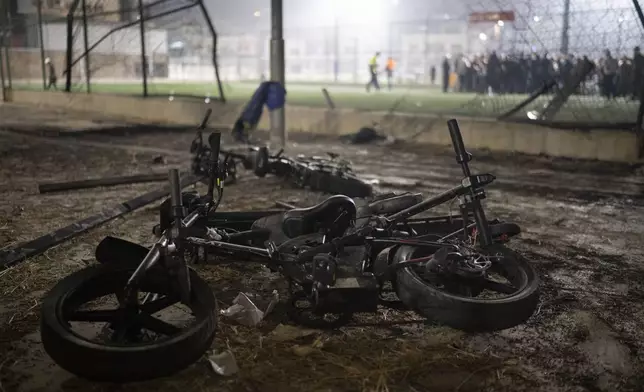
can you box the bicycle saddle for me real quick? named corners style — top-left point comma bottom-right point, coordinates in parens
top-left (282, 195), bottom-right (357, 238)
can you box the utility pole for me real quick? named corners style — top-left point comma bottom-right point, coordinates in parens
top-left (37, 0), bottom-right (47, 90)
top-left (81, 0), bottom-right (91, 92)
top-left (137, 0), bottom-right (148, 97)
top-left (561, 0), bottom-right (570, 54)
top-left (270, 0), bottom-right (286, 148)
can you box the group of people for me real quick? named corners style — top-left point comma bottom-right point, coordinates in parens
top-left (365, 46), bottom-right (644, 101)
top-left (365, 52), bottom-right (396, 92)
top-left (438, 47), bottom-right (644, 100)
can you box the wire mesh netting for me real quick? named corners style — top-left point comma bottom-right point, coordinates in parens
top-left (143, 0), bottom-right (223, 100)
top-left (460, 0), bottom-right (644, 125)
top-left (3, 0), bottom-right (223, 101)
top-left (2, 0), bottom-right (642, 127)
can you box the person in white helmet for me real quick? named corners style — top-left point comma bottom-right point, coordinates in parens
top-left (44, 58), bottom-right (57, 90)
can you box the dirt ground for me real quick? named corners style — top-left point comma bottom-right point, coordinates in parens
top-left (1, 104), bottom-right (644, 392)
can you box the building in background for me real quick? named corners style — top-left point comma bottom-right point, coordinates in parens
top-left (7, 0), bottom-right (169, 83)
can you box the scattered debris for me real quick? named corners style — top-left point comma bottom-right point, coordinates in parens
top-left (339, 127), bottom-right (388, 145)
top-left (0, 173), bottom-right (203, 269)
top-left (206, 350), bottom-right (239, 376)
top-left (220, 291), bottom-right (279, 327)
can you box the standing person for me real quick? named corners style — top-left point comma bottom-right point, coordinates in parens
top-left (599, 49), bottom-right (618, 100)
top-left (366, 52), bottom-right (381, 92)
top-left (486, 51), bottom-right (501, 95)
top-left (385, 57), bottom-right (396, 91)
top-left (441, 56), bottom-right (451, 93)
top-left (456, 55), bottom-right (468, 92)
top-left (430, 65), bottom-right (436, 85)
top-left (44, 58), bottom-right (57, 90)
top-left (633, 46), bottom-right (643, 101)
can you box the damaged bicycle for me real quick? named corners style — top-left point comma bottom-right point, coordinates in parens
top-left (40, 118), bottom-right (539, 382)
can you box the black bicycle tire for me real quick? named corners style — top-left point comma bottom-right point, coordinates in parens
top-left (41, 264), bottom-right (217, 382)
top-left (393, 244), bottom-right (539, 332)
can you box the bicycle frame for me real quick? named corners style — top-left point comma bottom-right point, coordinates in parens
top-left (124, 118), bottom-right (497, 294)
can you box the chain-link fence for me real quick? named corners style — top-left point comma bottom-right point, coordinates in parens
top-left (214, 19), bottom-right (468, 85)
top-left (461, 0), bottom-right (644, 126)
top-left (2, 1), bottom-right (642, 128)
top-left (1, 0), bottom-right (224, 101)
top-left (209, 1), bottom-right (642, 127)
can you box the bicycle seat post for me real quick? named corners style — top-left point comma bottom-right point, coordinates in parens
top-left (168, 169), bottom-right (185, 235)
top-left (447, 119), bottom-right (472, 178)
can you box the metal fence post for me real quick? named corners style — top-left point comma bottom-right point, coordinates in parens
top-left (270, 0), bottom-right (286, 148)
top-left (197, 0), bottom-right (225, 102)
top-left (561, 0), bottom-right (570, 54)
top-left (4, 8), bottom-right (12, 90)
top-left (65, 0), bottom-right (81, 92)
top-left (37, 0), bottom-right (47, 90)
top-left (137, 0), bottom-right (148, 97)
top-left (632, 0), bottom-right (644, 156)
top-left (81, 0), bottom-right (91, 93)
top-left (0, 36), bottom-right (6, 102)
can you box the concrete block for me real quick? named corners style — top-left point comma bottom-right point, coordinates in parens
top-left (10, 90), bottom-right (640, 163)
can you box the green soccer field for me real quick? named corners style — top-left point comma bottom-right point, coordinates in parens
top-left (13, 80), bottom-right (638, 123)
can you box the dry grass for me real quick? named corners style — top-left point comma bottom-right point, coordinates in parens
top-left (2, 126), bottom-right (644, 392)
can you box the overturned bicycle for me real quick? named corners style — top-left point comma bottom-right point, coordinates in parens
top-left (39, 119), bottom-right (540, 382)
top-left (190, 125), bottom-right (373, 198)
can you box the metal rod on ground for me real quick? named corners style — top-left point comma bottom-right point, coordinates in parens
top-left (64, 0), bottom-right (81, 92)
top-left (81, 0), bottom-right (91, 93)
top-left (197, 0), bottom-right (226, 103)
top-left (38, 173), bottom-right (171, 194)
top-left (270, 0), bottom-right (286, 149)
top-left (37, 0), bottom-right (47, 90)
top-left (275, 200), bottom-right (296, 209)
top-left (137, 0), bottom-right (148, 97)
top-left (0, 174), bottom-right (203, 270)
top-left (497, 80), bottom-right (556, 121)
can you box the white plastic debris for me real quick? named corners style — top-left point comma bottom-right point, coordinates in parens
top-left (220, 290), bottom-right (279, 327)
top-left (207, 350), bottom-right (239, 376)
